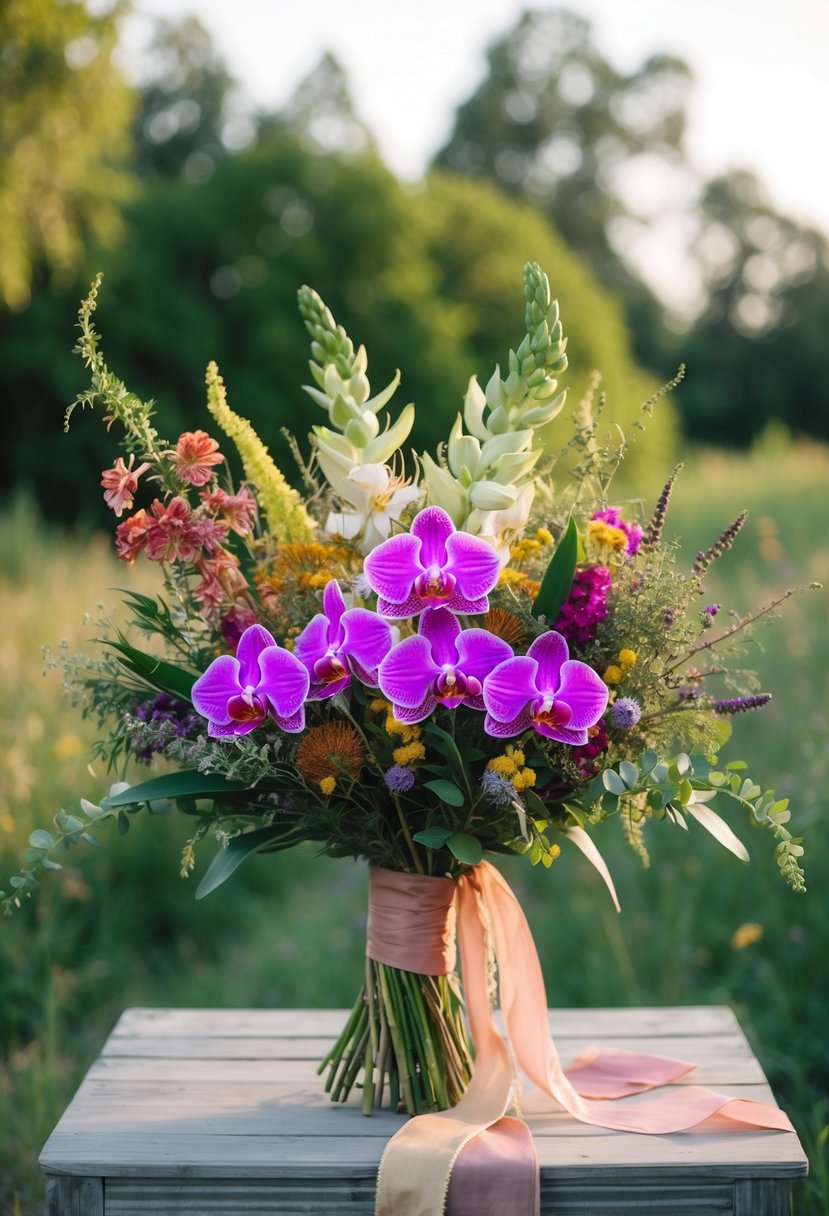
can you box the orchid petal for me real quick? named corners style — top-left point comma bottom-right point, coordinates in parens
top-left (274, 706), bottom-right (306, 734)
top-left (293, 614), bottom-right (331, 674)
top-left (378, 635), bottom-right (438, 708)
top-left (341, 608), bottom-right (393, 671)
top-left (444, 531), bottom-right (501, 601)
top-left (555, 659), bottom-right (609, 729)
top-left (349, 655), bottom-right (381, 688)
top-left (392, 695), bottom-right (437, 724)
top-left (444, 592), bottom-right (491, 617)
top-left (322, 580), bottom-right (348, 644)
top-left (235, 624), bottom-right (279, 687)
top-left (484, 708), bottom-right (533, 738)
top-left (191, 654), bottom-right (239, 725)
top-left (533, 721), bottom-right (589, 745)
top-left (526, 631), bottom-right (569, 695)
top-left (411, 506), bottom-right (454, 567)
top-left (418, 607), bottom-right (461, 666)
top-left (307, 674), bottom-right (350, 700)
top-left (208, 717), bottom-right (256, 737)
top-left (363, 533), bottom-right (422, 602)
top-left (257, 646), bottom-right (311, 717)
top-left (455, 629), bottom-right (514, 683)
top-left (483, 656), bottom-right (538, 723)
top-left (377, 590), bottom-right (426, 619)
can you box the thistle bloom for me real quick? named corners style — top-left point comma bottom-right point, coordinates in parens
top-left (191, 624), bottom-right (309, 736)
top-left (171, 430), bottom-right (224, 486)
top-left (101, 454), bottom-right (151, 517)
top-left (378, 606), bottom-right (513, 723)
top-left (483, 630), bottom-right (608, 742)
top-left (294, 579), bottom-right (393, 698)
top-left (363, 506), bottom-right (501, 618)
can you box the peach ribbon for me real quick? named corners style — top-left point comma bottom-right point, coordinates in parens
top-left (370, 862), bottom-right (793, 1216)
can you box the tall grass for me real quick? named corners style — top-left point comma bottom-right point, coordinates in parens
top-left (1, 441), bottom-right (827, 1214)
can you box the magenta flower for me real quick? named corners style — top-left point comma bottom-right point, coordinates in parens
top-left (294, 580), bottom-right (393, 699)
top-left (483, 631), bottom-right (608, 742)
top-left (592, 507), bottom-right (643, 555)
top-left (363, 506), bottom-right (501, 619)
top-left (191, 624), bottom-right (309, 736)
top-left (378, 607), bottom-right (514, 723)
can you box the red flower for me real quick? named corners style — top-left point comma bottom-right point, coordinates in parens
top-left (101, 454), bottom-right (151, 517)
top-left (200, 486), bottom-right (257, 536)
top-left (145, 498), bottom-right (204, 563)
top-left (115, 509), bottom-right (151, 563)
top-left (171, 431), bottom-right (224, 487)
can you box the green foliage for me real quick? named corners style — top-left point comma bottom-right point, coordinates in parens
top-left (532, 515), bottom-right (577, 621)
top-left (0, 0), bottom-right (135, 311)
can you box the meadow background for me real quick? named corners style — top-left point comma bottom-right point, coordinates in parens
top-left (2, 2), bottom-right (829, 1213)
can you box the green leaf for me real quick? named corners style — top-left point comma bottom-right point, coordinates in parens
top-left (618, 760), bottom-right (639, 789)
top-left (421, 722), bottom-right (469, 788)
top-left (602, 769), bottom-right (626, 796)
top-left (423, 778), bottom-right (465, 808)
top-left (104, 771), bottom-right (250, 807)
top-left (524, 790), bottom-right (549, 818)
top-left (196, 826), bottom-right (290, 899)
top-left (639, 749), bottom-right (658, 775)
top-left (117, 810), bottom-right (130, 836)
top-left (446, 833), bottom-right (483, 865)
top-left (413, 826), bottom-right (454, 849)
top-left (104, 637), bottom-right (198, 702)
top-left (28, 829), bottom-right (54, 850)
top-left (532, 515), bottom-right (578, 621)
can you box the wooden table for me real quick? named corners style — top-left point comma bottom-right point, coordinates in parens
top-left (40, 1006), bottom-right (807, 1215)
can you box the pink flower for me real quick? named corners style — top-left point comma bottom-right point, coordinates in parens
top-left (200, 486), bottom-right (257, 535)
top-left (191, 511), bottom-right (229, 555)
top-left (145, 497), bottom-right (204, 563)
top-left (172, 430), bottom-right (224, 487)
top-left (101, 454), bottom-right (151, 517)
top-left (115, 509), bottom-right (151, 563)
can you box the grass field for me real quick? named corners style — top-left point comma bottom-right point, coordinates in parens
top-left (1, 440), bottom-right (827, 1214)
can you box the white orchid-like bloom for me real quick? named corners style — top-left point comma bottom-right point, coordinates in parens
top-left (326, 463), bottom-right (422, 554)
top-left (467, 483), bottom-right (536, 567)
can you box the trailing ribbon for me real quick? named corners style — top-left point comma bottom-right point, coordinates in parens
top-left (370, 862), bottom-right (793, 1216)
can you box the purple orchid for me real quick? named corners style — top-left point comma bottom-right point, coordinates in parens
top-left (293, 579), bottom-right (393, 699)
top-left (378, 607), bottom-right (514, 723)
top-left (482, 630), bottom-right (608, 742)
top-left (363, 506), bottom-right (501, 619)
top-left (191, 623), bottom-right (309, 736)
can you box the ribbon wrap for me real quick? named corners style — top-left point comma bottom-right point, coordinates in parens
top-left (368, 863), bottom-right (793, 1216)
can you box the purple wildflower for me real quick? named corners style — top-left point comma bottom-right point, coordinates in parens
top-left (294, 579), bottom-right (392, 699)
top-left (363, 506), bottom-right (501, 619)
top-left (714, 694), bottom-right (772, 715)
top-left (384, 765), bottom-right (416, 793)
top-left (610, 697), bottom-right (642, 729)
top-left (592, 507), bottom-right (643, 555)
top-left (378, 607), bottom-right (513, 724)
top-left (554, 566), bottom-right (612, 649)
top-left (480, 769), bottom-right (517, 808)
top-left (483, 631), bottom-right (608, 742)
top-left (131, 693), bottom-right (200, 762)
top-left (191, 623), bottom-right (310, 736)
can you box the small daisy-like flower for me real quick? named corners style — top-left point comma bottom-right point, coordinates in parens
top-left (610, 697), bottom-right (642, 729)
top-left (295, 721), bottom-right (365, 787)
top-left (384, 765), bottom-right (416, 793)
top-left (101, 454), bottom-right (151, 517)
top-left (171, 430), bottom-right (224, 487)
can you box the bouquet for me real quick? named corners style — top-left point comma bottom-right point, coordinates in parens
top-left (3, 263), bottom-right (807, 1129)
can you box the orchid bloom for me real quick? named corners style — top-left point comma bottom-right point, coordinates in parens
top-left (378, 607), bottom-right (513, 723)
top-left (191, 624), bottom-right (309, 736)
top-left (483, 630), bottom-right (608, 742)
top-left (325, 463), bottom-right (422, 554)
top-left (101, 454), bottom-right (151, 517)
top-left (363, 506), bottom-right (501, 619)
top-left (293, 579), bottom-right (393, 699)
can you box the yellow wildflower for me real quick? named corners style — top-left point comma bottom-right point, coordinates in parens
top-left (498, 566), bottom-right (526, 587)
top-left (509, 538), bottom-right (541, 562)
top-left (319, 776), bottom-right (336, 796)
top-left (505, 745), bottom-right (525, 767)
top-left (619, 649), bottom-right (637, 670)
top-left (385, 715), bottom-right (421, 744)
top-left (587, 519), bottom-right (628, 551)
top-left (512, 768), bottom-right (536, 791)
top-left (393, 741), bottom-right (426, 766)
top-left (536, 527), bottom-right (554, 545)
top-left (731, 922), bottom-right (764, 950)
top-left (604, 665), bottom-right (623, 685)
top-left (488, 754), bottom-right (517, 776)
top-left (370, 697), bottom-right (390, 714)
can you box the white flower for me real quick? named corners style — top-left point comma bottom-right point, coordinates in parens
top-left (325, 463), bottom-right (421, 554)
top-left (467, 483), bottom-right (535, 567)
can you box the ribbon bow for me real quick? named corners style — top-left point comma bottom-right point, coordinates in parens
top-left (370, 862), bottom-right (792, 1216)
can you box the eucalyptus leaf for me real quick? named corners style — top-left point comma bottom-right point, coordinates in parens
top-left (413, 826), bottom-right (454, 849)
top-left (446, 833), bottom-right (483, 865)
top-left (602, 769), bottom-right (626, 796)
top-left (618, 760), bottom-right (639, 789)
top-left (28, 829), bottom-right (54, 850)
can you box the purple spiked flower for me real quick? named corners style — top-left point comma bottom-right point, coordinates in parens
top-left (377, 607), bottom-right (514, 724)
top-left (483, 630), bottom-right (608, 742)
top-left (191, 623), bottom-right (310, 736)
top-left (293, 580), bottom-right (393, 699)
top-left (363, 506), bottom-right (501, 619)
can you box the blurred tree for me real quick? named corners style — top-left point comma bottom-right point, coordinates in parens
top-left (1, 138), bottom-right (671, 522)
top-left (433, 8), bottom-right (693, 329)
top-left (674, 169), bottom-right (829, 442)
top-left (0, 0), bottom-right (135, 311)
top-left (257, 52), bottom-right (375, 159)
top-left (131, 15), bottom-right (240, 181)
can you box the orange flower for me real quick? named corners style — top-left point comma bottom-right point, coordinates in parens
top-left (295, 721), bottom-right (364, 789)
top-left (172, 430), bottom-right (224, 487)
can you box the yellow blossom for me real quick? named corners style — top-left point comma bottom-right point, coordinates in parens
top-left (618, 649), bottom-right (637, 669)
top-left (505, 745), bottom-right (525, 767)
top-left (731, 922), bottom-right (764, 950)
top-left (536, 527), bottom-right (554, 545)
top-left (319, 776), bottom-right (336, 796)
top-left (604, 665), bottom-right (623, 685)
top-left (370, 698), bottom-right (390, 713)
top-left (509, 538), bottom-right (541, 562)
top-left (487, 754), bottom-right (518, 776)
top-left (393, 741), bottom-right (426, 766)
top-left (385, 715), bottom-right (421, 743)
top-left (498, 566), bottom-right (526, 587)
top-left (513, 768), bottom-right (536, 791)
top-left (587, 519), bottom-right (628, 551)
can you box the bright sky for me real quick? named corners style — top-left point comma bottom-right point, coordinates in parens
top-left (126, 0), bottom-right (828, 241)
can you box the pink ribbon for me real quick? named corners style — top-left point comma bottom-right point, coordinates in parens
top-left (369, 862), bottom-right (793, 1216)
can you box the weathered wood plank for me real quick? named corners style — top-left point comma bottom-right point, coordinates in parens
top-left (44, 1174), bottom-right (103, 1215)
top-left (734, 1178), bottom-right (793, 1215)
